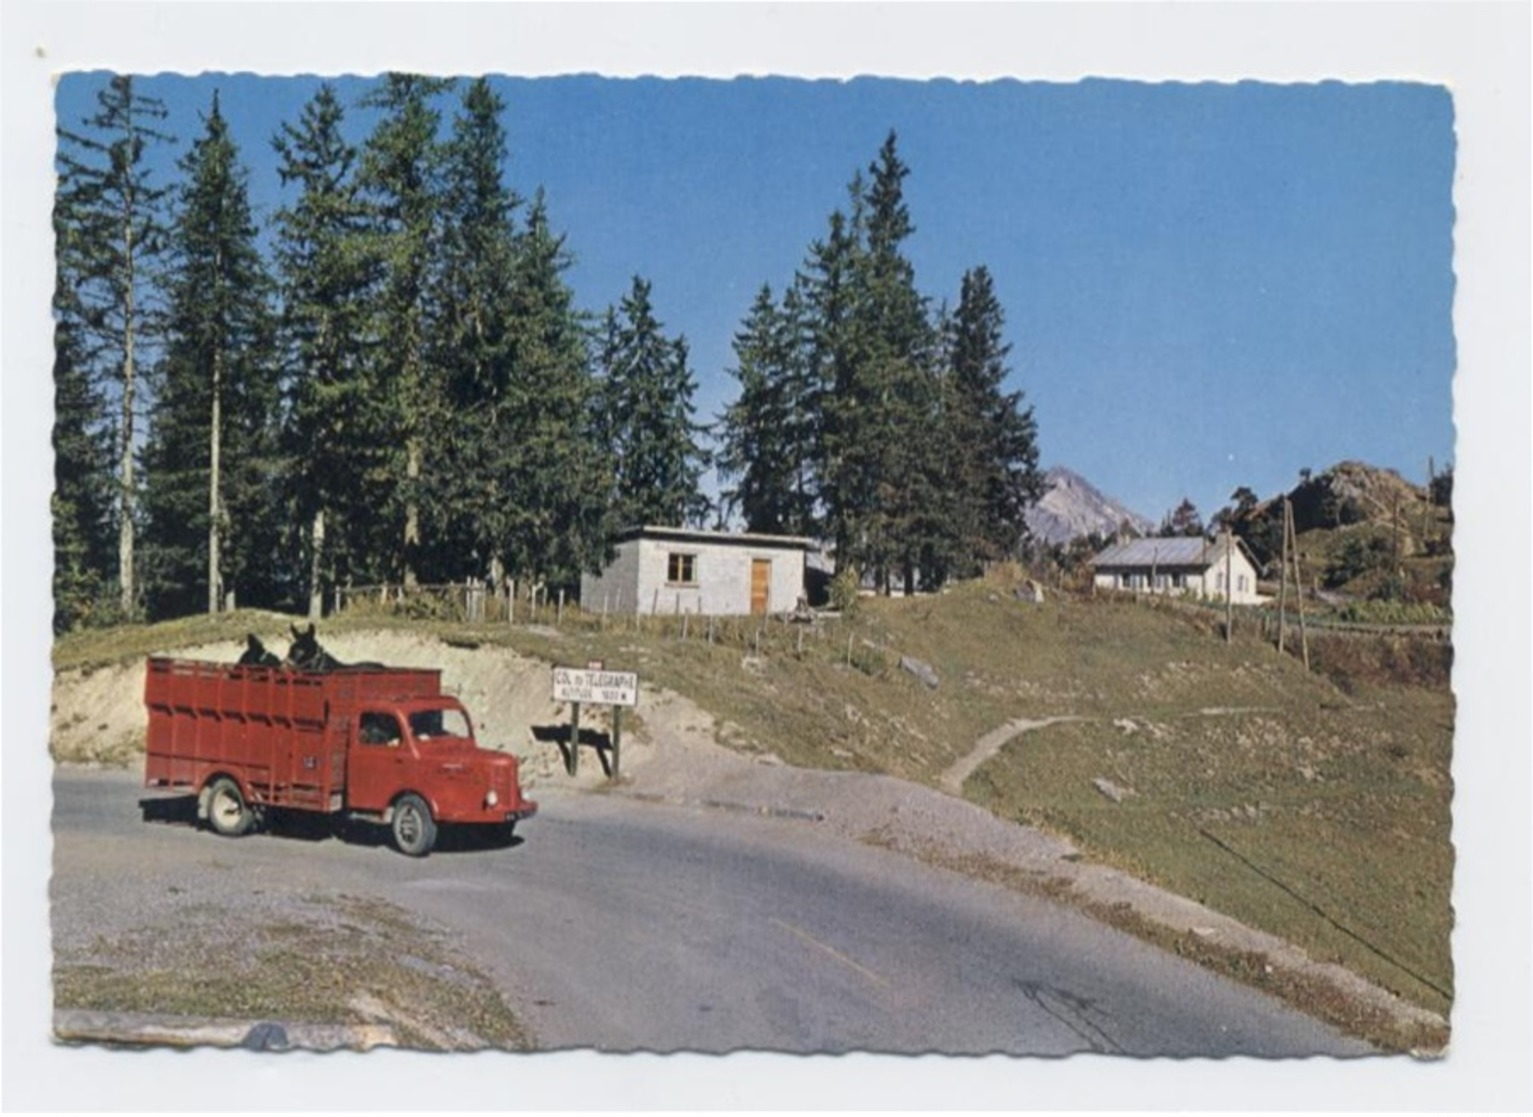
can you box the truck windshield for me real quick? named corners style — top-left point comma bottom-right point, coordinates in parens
top-left (408, 707), bottom-right (471, 742)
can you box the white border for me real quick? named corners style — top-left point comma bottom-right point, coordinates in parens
top-left (4, 3), bottom-right (1528, 1111)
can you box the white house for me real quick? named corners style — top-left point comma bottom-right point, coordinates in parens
top-left (1090, 534), bottom-right (1264, 605)
top-left (581, 526), bottom-right (815, 617)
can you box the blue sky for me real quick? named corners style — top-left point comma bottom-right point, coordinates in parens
top-left (55, 72), bottom-right (1457, 527)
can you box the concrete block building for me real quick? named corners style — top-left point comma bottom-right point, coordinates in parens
top-left (581, 526), bottom-right (815, 617)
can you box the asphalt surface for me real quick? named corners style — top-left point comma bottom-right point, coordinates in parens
top-left (51, 767), bottom-right (1373, 1057)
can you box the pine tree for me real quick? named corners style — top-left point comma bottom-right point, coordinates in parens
top-left (802, 205), bottom-right (866, 566)
top-left (717, 283), bottom-right (814, 535)
top-left (141, 92), bottom-right (280, 618)
top-left (52, 180), bottom-right (116, 631)
top-left (426, 77), bottom-right (521, 584)
top-left (597, 277), bottom-right (711, 529)
top-left (499, 193), bottom-right (612, 586)
top-left (817, 133), bottom-right (942, 593)
top-left (944, 265), bottom-right (1043, 574)
top-left (55, 75), bottom-right (175, 617)
top-left (272, 82), bottom-right (387, 614)
top-left (1159, 498), bottom-right (1205, 538)
top-left (357, 73), bottom-right (454, 586)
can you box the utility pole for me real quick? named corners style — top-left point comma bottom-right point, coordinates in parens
top-left (1277, 498), bottom-right (1290, 655)
top-left (1286, 499), bottom-right (1310, 671)
top-left (1224, 530), bottom-right (1234, 644)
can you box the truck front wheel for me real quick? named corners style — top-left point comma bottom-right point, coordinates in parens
top-left (207, 777), bottom-right (254, 837)
top-left (391, 794), bottom-right (437, 857)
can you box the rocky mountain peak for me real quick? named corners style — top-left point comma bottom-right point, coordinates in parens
top-left (1026, 466), bottom-right (1154, 546)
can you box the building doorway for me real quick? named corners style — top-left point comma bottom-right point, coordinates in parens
top-left (750, 559), bottom-right (771, 616)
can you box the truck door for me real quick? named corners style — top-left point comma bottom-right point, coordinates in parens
top-left (346, 710), bottom-right (409, 812)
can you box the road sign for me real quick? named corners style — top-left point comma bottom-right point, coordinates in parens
top-left (552, 666), bottom-right (639, 708)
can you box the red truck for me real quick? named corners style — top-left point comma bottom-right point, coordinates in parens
top-left (143, 657), bottom-right (536, 856)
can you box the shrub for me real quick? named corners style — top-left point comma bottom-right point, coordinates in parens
top-left (1324, 532), bottom-right (1393, 589)
top-left (829, 566), bottom-right (861, 616)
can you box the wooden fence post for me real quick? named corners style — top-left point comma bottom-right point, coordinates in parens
top-left (612, 707), bottom-right (622, 781)
top-left (568, 701), bottom-right (581, 777)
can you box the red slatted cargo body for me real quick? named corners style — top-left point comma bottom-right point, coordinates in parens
top-left (143, 657), bottom-right (535, 856)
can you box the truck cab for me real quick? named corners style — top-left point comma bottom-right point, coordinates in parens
top-left (346, 696), bottom-right (535, 852)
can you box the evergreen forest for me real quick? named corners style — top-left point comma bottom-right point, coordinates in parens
top-left (52, 74), bottom-right (1044, 632)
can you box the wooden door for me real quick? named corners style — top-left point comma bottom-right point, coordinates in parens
top-left (750, 559), bottom-right (771, 616)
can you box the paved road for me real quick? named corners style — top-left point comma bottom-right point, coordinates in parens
top-left (52, 768), bottom-right (1372, 1057)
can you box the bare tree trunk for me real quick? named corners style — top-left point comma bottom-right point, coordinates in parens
top-left (207, 346), bottom-right (223, 614)
top-left (403, 438), bottom-right (421, 587)
top-left (308, 509), bottom-right (326, 620)
top-left (118, 348), bottom-right (136, 615)
top-left (118, 221), bottom-right (138, 617)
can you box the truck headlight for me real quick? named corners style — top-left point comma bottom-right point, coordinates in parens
top-left (485, 789), bottom-right (499, 808)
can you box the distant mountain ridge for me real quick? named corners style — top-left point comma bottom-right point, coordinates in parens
top-left (1026, 466), bottom-right (1154, 546)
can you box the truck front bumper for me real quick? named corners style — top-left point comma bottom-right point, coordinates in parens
top-left (502, 802), bottom-right (537, 824)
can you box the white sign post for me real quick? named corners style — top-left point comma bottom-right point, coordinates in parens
top-left (551, 667), bottom-right (639, 707)
top-left (552, 665), bottom-right (639, 778)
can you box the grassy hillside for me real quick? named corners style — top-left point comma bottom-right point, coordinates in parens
top-left (53, 570), bottom-right (1454, 1029)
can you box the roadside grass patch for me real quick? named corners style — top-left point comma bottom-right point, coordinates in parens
top-left (52, 892), bottom-right (530, 1051)
top-left (965, 704), bottom-right (1453, 1020)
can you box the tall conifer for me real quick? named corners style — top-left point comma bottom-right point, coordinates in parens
top-left (272, 82), bottom-right (383, 613)
top-left (944, 265), bottom-right (1042, 572)
top-left (357, 73), bottom-right (454, 586)
top-left (55, 75), bottom-right (175, 617)
top-left (499, 193), bottom-right (612, 586)
top-left (718, 282), bottom-right (818, 535)
top-left (52, 181), bottom-right (116, 631)
top-left (597, 278), bottom-right (711, 529)
top-left (427, 77), bottom-right (521, 583)
top-left (142, 92), bottom-right (280, 618)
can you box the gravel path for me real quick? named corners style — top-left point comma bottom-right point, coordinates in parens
top-left (936, 714), bottom-right (1085, 795)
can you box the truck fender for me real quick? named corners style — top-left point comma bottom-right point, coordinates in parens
top-left (380, 790), bottom-right (438, 824)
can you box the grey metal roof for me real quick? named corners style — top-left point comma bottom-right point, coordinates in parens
top-left (617, 525), bottom-right (818, 550)
top-left (1091, 536), bottom-right (1214, 568)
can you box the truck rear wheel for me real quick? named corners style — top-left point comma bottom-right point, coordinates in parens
top-left (207, 777), bottom-right (254, 837)
top-left (391, 794), bottom-right (437, 857)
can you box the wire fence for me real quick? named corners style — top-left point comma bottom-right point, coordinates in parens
top-left (331, 580), bottom-right (909, 676)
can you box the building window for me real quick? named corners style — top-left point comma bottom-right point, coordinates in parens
top-left (667, 552), bottom-right (697, 585)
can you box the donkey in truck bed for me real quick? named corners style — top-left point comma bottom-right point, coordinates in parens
top-left (283, 623), bottom-right (384, 673)
top-left (237, 634), bottom-right (282, 667)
